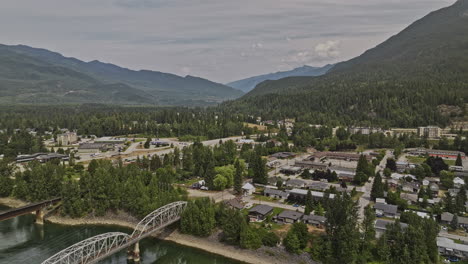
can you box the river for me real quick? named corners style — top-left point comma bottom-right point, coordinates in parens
top-left (0, 205), bottom-right (242, 264)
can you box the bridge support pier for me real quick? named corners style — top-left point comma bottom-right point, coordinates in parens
top-left (35, 209), bottom-right (44, 225)
top-left (127, 242), bottom-right (140, 263)
top-left (133, 242), bottom-right (140, 263)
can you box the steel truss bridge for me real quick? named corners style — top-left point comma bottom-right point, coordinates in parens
top-left (41, 201), bottom-right (187, 264)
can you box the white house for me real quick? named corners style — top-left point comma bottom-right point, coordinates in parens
top-left (454, 177), bottom-right (465, 188)
top-left (242, 183), bottom-right (255, 196)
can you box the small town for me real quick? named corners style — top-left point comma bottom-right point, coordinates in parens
top-left (1, 118), bottom-right (468, 263)
top-left (1, 1), bottom-right (468, 263)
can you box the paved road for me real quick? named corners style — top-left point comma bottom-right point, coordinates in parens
top-left (357, 150), bottom-right (391, 221)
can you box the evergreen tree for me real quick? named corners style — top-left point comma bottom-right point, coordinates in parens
top-left (234, 159), bottom-right (243, 194)
top-left (322, 193), bottom-right (360, 264)
top-left (451, 214), bottom-right (459, 231)
top-left (456, 153), bottom-right (463, 167)
top-left (370, 172), bottom-right (384, 201)
top-left (304, 190), bottom-right (313, 215)
top-left (252, 151), bottom-right (267, 184)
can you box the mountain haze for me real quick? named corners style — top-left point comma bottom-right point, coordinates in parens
top-left (227, 0), bottom-right (468, 127)
top-left (226, 64), bottom-right (333, 93)
top-left (0, 44), bottom-right (243, 105)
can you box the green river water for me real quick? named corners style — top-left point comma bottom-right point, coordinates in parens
top-left (0, 205), bottom-right (242, 264)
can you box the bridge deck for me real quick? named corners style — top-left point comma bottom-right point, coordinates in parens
top-left (0, 198), bottom-right (61, 221)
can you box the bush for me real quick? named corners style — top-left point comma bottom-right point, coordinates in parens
top-left (262, 232), bottom-right (280, 247)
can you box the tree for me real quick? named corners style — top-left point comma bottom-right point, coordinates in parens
top-left (304, 190), bottom-right (313, 215)
top-left (240, 225), bottom-right (262, 249)
top-left (360, 205), bottom-right (376, 260)
top-left (213, 174), bottom-right (228, 191)
top-left (234, 159), bottom-right (243, 194)
top-left (284, 232), bottom-right (301, 253)
top-left (370, 172), bottom-right (384, 201)
top-left (262, 232), bottom-right (280, 247)
top-left (322, 193), bottom-right (360, 264)
top-left (144, 137), bottom-right (151, 149)
top-left (252, 151), bottom-right (267, 184)
top-left (180, 198), bottom-right (216, 237)
top-left (456, 153), bottom-right (463, 167)
top-left (451, 214), bottom-right (459, 231)
top-left (385, 158), bottom-right (397, 172)
top-left (425, 156), bottom-right (448, 175)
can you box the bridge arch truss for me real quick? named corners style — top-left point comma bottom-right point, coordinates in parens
top-left (41, 201), bottom-right (188, 264)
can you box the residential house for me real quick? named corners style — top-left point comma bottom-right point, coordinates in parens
top-left (400, 193), bottom-right (418, 204)
top-left (441, 212), bottom-right (468, 228)
top-left (287, 189), bottom-right (335, 202)
top-left (329, 166), bottom-right (356, 182)
top-left (429, 183), bottom-right (440, 197)
top-left (454, 177), bottom-right (466, 188)
top-left (402, 182), bottom-right (420, 193)
top-left (224, 198), bottom-right (244, 210)
top-left (267, 177), bottom-right (284, 186)
top-left (422, 179), bottom-right (430, 186)
top-left (375, 219), bottom-right (408, 238)
top-left (303, 214), bottom-right (326, 227)
top-left (264, 188), bottom-right (289, 200)
top-left (376, 198), bottom-right (386, 204)
top-left (307, 182), bottom-right (329, 192)
top-left (285, 179), bottom-right (306, 188)
top-left (248, 205), bottom-right (273, 221)
top-left (276, 210), bottom-right (303, 224)
top-left (437, 237), bottom-right (468, 259)
top-left (242, 183), bottom-right (255, 196)
top-left (374, 203), bottom-right (398, 218)
top-left (396, 161), bottom-right (410, 173)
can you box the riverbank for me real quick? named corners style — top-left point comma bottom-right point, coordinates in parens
top-left (0, 197), bottom-right (316, 264)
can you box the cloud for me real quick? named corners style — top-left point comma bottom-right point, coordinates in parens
top-left (314, 40), bottom-right (341, 59)
top-left (251, 42), bottom-right (264, 49)
top-left (0, 0), bottom-right (456, 82)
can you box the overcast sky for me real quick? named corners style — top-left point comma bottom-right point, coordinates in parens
top-left (0, 0), bottom-right (456, 83)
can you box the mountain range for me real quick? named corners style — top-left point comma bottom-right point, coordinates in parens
top-left (0, 44), bottom-right (243, 105)
top-left (226, 64), bottom-right (333, 93)
top-left (225, 0), bottom-right (468, 127)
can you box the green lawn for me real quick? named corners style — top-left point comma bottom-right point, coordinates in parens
top-left (406, 156), bottom-right (426, 164)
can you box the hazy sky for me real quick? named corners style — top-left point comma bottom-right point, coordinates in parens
top-left (0, 0), bottom-right (456, 83)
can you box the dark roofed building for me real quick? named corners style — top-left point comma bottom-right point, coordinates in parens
top-left (264, 188), bottom-right (289, 200)
top-left (248, 205), bottom-right (273, 221)
top-left (276, 210), bottom-right (303, 223)
top-left (303, 214), bottom-right (326, 227)
top-left (374, 203), bottom-right (398, 218)
top-left (285, 179), bottom-right (306, 188)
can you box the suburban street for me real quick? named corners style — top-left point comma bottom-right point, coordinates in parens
top-left (357, 150), bottom-right (391, 221)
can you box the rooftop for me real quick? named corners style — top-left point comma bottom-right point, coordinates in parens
top-left (249, 204), bottom-right (274, 216)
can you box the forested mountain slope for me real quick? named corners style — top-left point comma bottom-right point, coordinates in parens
top-left (0, 44), bottom-right (243, 105)
top-left (226, 0), bottom-right (468, 127)
top-left (226, 64), bottom-right (333, 93)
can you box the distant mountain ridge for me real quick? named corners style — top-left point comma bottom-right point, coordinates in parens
top-left (0, 44), bottom-right (243, 105)
top-left (226, 64), bottom-right (333, 93)
top-left (225, 0), bottom-right (468, 127)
